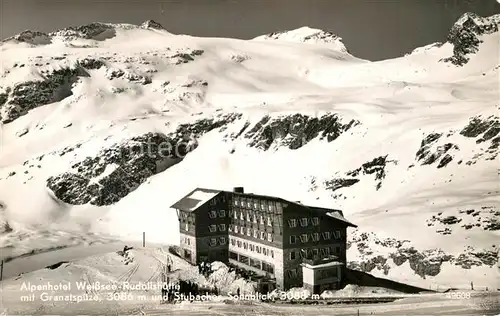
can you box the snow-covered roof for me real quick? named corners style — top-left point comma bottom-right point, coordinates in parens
top-left (170, 188), bottom-right (221, 212)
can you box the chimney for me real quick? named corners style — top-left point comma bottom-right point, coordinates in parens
top-left (233, 187), bottom-right (244, 193)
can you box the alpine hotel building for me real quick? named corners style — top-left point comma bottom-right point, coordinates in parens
top-left (171, 187), bottom-right (357, 293)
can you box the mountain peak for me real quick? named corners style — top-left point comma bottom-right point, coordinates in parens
top-left (253, 26), bottom-right (349, 53)
top-left (141, 20), bottom-right (165, 30)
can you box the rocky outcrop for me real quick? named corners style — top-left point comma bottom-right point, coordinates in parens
top-left (0, 67), bottom-right (86, 123)
top-left (460, 115), bottom-right (500, 162)
top-left (347, 155), bottom-right (397, 190)
top-left (415, 133), bottom-right (459, 167)
top-left (140, 20), bottom-right (165, 30)
top-left (243, 113), bottom-right (359, 151)
top-left (49, 23), bottom-right (117, 41)
top-left (441, 13), bottom-right (500, 66)
top-left (324, 178), bottom-right (360, 192)
top-left (46, 113), bottom-right (241, 206)
top-left (349, 230), bottom-right (498, 279)
top-left (2, 30), bottom-right (52, 45)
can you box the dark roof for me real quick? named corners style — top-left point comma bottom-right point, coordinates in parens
top-left (307, 206), bottom-right (357, 228)
top-left (170, 188), bottom-right (221, 212)
top-left (171, 188), bottom-right (357, 227)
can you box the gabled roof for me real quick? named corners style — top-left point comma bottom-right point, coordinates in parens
top-left (170, 188), bottom-right (357, 227)
top-left (170, 188), bottom-right (221, 212)
top-left (307, 205), bottom-right (358, 228)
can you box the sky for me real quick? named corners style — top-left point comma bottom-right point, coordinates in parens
top-left (1, 0), bottom-right (499, 61)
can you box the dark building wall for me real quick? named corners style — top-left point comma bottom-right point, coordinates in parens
top-left (193, 192), bottom-right (230, 264)
top-left (281, 203), bottom-right (349, 289)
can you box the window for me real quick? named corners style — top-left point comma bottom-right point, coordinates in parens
top-left (286, 269), bottom-right (298, 278)
top-left (228, 224), bottom-right (233, 232)
top-left (247, 201), bottom-right (251, 208)
top-left (234, 225), bottom-right (239, 233)
top-left (260, 231), bottom-right (265, 240)
top-left (229, 209), bottom-right (234, 217)
top-left (253, 230), bottom-right (258, 238)
top-left (288, 219), bottom-right (297, 228)
top-left (312, 217), bottom-right (319, 226)
top-left (246, 212), bottom-right (251, 221)
top-left (253, 214), bottom-right (257, 223)
top-left (271, 250), bottom-right (274, 258)
top-left (209, 211), bottom-right (217, 219)
top-left (260, 216), bottom-right (264, 225)
top-left (260, 201), bottom-right (265, 210)
top-left (300, 218), bottom-right (308, 227)
top-left (218, 210), bottom-right (226, 217)
top-left (267, 217), bottom-right (272, 226)
top-left (267, 233), bottom-right (273, 242)
top-left (256, 246), bottom-right (261, 254)
top-left (210, 199), bottom-right (216, 205)
top-left (208, 224), bottom-right (216, 232)
top-left (320, 247), bottom-right (329, 256)
top-left (312, 233), bottom-right (319, 242)
top-left (243, 242), bottom-right (248, 250)
top-left (234, 199), bottom-right (238, 206)
top-left (210, 238), bottom-right (217, 246)
top-left (229, 251), bottom-right (238, 260)
top-left (322, 232), bottom-right (331, 240)
top-left (247, 228), bottom-right (251, 236)
top-left (313, 248), bottom-right (319, 257)
top-left (234, 210), bottom-right (238, 219)
top-left (237, 240), bottom-right (242, 247)
top-left (268, 204), bottom-right (273, 211)
top-left (185, 223), bottom-right (189, 231)
top-left (219, 237), bottom-right (226, 245)
top-left (218, 224), bottom-right (226, 232)
top-left (290, 236), bottom-right (297, 244)
top-left (276, 203), bottom-right (282, 212)
top-left (250, 244), bottom-right (254, 251)
top-left (300, 234), bottom-right (308, 243)
top-left (263, 248), bottom-right (267, 256)
top-left (231, 239), bottom-right (235, 246)
top-left (254, 201), bottom-right (258, 209)
top-left (290, 251), bottom-right (296, 260)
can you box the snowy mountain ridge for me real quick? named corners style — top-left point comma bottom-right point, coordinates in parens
top-left (0, 13), bottom-right (499, 290)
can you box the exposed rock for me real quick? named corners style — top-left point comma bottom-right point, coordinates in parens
top-left (244, 113), bottom-right (359, 151)
top-left (46, 114), bottom-right (240, 205)
top-left (141, 20), bottom-right (165, 30)
top-left (441, 13), bottom-right (500, 66)
top-left (77, 57), bottom-right (106, 70)
top-left (440, 216), bottom-right (462, 225)
top-left (344, 155), bottom-right (397, 190)
top-left (461, 116), bottom-right (500, 139)
top-left (1, 67), bottom-right (85, 123)
top-left (49, 23), bottom-right (116, 41)
top-left (324, 178), bottom-right (360, 192)
top-left (416, 132), bottom-right (459, 167)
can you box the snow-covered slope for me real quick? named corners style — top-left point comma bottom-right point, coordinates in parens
top-left (0, 14), bottom-right (499, 289)
top-left (253, 26), bottom-right (352, 55)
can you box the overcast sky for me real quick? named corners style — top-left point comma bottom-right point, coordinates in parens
top-left (1, 0), bottom-right (499, 60)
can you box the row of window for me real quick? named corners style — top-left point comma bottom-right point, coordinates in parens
top-left (230, 238), bottom-right (275, 258)
top-left (289, 230), bottom-right (343, 244)
top-left (288, 217), bottom-right (319, 227)
top-left (208, 209), bottom-right (226, 219)
top-left (208, 236), bottom-right (227, 246)
top-left (232, 209), bottom-right (274, 226)
top-left (233, 197), bottom-right (284, 213)
top-left (229, 251), bottom-right (275, 274)
top-left (230, 225), bottom-right (274, 242)
top-left (289, 246), bottom-right (342, 260)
